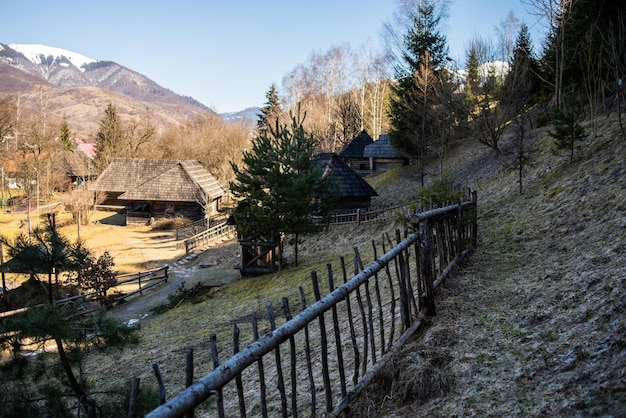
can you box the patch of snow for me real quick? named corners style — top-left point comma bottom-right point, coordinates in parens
top-left (9, 43), bottom-right (97, 71)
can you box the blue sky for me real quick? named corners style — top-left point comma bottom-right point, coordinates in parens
top-left (2, 1), bottom-right (543, 113)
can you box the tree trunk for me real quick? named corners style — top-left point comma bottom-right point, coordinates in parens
top-left (55, 337), bottom-right (97, 418)
top-left (294, 234), bottom-right (299, 267)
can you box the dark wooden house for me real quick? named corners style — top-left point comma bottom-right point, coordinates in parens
top-left (363, 134), bottom-right (410, 172)
top-left (313, 153), bottom-right (378, 211)
top-left (90, 158), bottom-right (226, 224)
top-left (338, 130), bottom-right (374, 176)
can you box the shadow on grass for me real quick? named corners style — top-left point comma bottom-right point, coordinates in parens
top-left (98, 213), bottom-right (126, 226)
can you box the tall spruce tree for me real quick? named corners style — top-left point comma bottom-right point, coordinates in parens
top-left (230, 107), bottom-right (327, 267)
top-left (59, 116), bottom-right (74, 151)
top-left (256, 84), bottom-right (283, 137)
top-left (94, 103), bottom-right (124, 170)
top-left (387, 0), bottom-right (449, 175)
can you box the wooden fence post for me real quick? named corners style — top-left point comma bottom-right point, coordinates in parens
top-left (128, 377), bottom-right (141, 418)
top-left (185, 348), bottom-right (194, 418)
top-left (419, 220), bottom-right (436, 316)
top-left (152, 363), bottom-right (166, 405)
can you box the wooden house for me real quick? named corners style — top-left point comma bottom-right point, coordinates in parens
top-left (363, 134), bottom-right (410, 172)
top-left (90, 158), bottom-right (226, 224)
top-left (54, 150), bottom-right (97, 188)
top-left (338, 130), bottom-right (374, 176)
top-left (313, 153), bottom-right (378, 211)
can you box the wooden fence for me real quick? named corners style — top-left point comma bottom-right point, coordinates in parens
top-left (180, 222), bottom-right (236, 255)
top-left (140, 191), bottom-right (477, 417)
top-left (323, 204), bottom-right (409, 225)
top-left (111, 266), bottom-right (170, 304)
top-left (0, 266), bottom-right (169, 320)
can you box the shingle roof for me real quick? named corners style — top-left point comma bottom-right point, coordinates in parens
top-left (363, 134), bottom-right (408, 159)
top-left (55, 150), bottom-right (96, 177)
top-left (90, 158), bottom-right (225, 203)
top-left (338, 130), bottom-right (373, 158)
top-left (313, 153), bottom-right (378, 198)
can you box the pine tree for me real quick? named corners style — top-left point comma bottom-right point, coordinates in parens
top-left (59, 116), bottom-right (74, 151)
top-left (230, 107), bottom-right (328, 267)
top-left (387, 0), bottom-right (449, 166)
top-left (256, 84), bottom-right (282, 137)
top-left (0, 213), bottom-right (138, 416)
top-left (465, 46), bottom-right (481, 102)
top-left (95, 103), bottom-right (125, 169)
top-left (549, 92), bottom-right (586, 164)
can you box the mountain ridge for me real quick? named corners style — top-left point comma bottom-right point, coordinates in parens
top-left (0, 43), bottom-right (216, 138)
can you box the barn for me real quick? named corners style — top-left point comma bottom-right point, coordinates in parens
top-left (90, 158), bottom-right (226, 224)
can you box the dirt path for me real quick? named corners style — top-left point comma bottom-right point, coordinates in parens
top-left (106, 236), bottom-right (241, 323)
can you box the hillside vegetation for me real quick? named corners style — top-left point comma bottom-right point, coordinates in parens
top-left (79, 110), bottom-right (625, 416)
top-left (354, 113), bottom-right (626, 416)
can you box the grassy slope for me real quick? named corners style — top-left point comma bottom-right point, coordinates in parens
top-left (355, 115), bottom-right (626, 416)
top-left (83, 113), bottom-right (625, 416)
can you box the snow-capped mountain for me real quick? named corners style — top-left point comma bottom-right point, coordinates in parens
top-left (0, 43), bottom-right (207, 109)
top-left (0, 43), bottom-right (216, 137)
top-left (9, 43), bottom-right (96, 70)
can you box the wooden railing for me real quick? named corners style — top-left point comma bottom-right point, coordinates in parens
top-left (322, 204), bottom-right (410, 225)
top-left (142, 191), bottom-right (477, 418)
top-left (111, 266), bottom-right (170, 304)
top-left (0, 266), bottom-right (169, 319)
top-left (180, 221), bottom-right (235, 255)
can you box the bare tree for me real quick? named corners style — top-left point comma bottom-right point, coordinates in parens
top-left (602, 9), bottom-right (626, 139)
top-left (124, 107), bottom-right (156, 157)
top-left (495, 11), bottom-right (521, 63)
top-left (522, 0), bottom-right (575, 106)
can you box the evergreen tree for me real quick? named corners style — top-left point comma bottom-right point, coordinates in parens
top-left (230, 107), bottom-right (328, 267)
top-left (465, 45), bottom-right (481, 102)
top-left (256, 84), bottom-right (282, 137)
top-left (59, 116), bottom-right (74, 151)
top-left (502, 24), bottom-right (539, 112)
top-left (0, 214), bottom-right (138, 416)
top-left (549, 92), bottom-right (586, 164)
top-left (95, 103), bottom-right (125, 170)
top-left (387, 0), bottom-right (449, 167)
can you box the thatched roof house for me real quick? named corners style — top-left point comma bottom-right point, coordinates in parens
top-left (90, 158), bottom-right (226, 224)
top-left (313, 153), bottom-right (378, 210)
top-left (363, 134), bottom-right (410, 172)
top-left (338, 130), bottom-right (374, 176)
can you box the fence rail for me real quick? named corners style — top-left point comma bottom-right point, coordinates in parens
top-left (0, 266), bottom-right (169, 320)
top-left (143, 191), bottom-right (477, 418)
top-left (320, 204), bottom-right (409, 225)
top-left (180, 222), bottom-right (235, 254)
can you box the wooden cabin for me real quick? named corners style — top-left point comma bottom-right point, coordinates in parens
top-left (90, 158), bottom-right (226, 224)
top-left (313, 153), bottom-right (378, 211)
top-left (363, 134), bottom-right (410, 172)
top-left (54, 150), bottom-right (97, 188)
top-left (338, 130), bottom-right (374, 176)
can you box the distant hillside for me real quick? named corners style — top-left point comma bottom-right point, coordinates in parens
top-left (221, 107), bottom-right (260, 125)
top-left (0, 43), bottom-right (217, 138)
